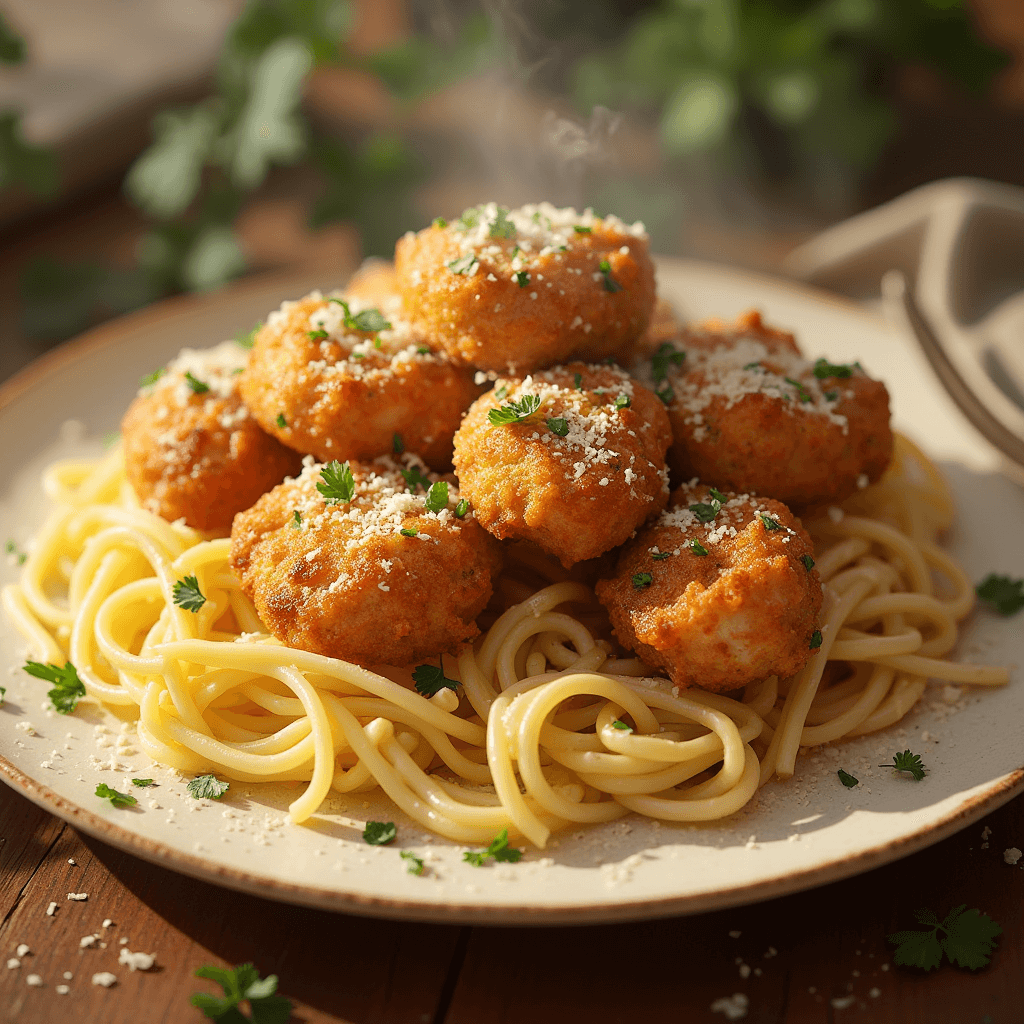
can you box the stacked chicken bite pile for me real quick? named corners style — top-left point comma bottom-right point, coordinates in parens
top-left (121, 201), bottom-right (893, 693)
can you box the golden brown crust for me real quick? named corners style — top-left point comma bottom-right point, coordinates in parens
top-left (229, 456), bottom-right (503, 666)
top-left (452, 362), bottom-right (671, 567)
top-left (345, 259), bottom-right (400, 306)
top-left (121, 342), bottom-right (302, 532)
top-left (595, 485), bottom-right (823, 692)
top-left (239, 291), bottom-right (483, 470)
top-left (394, 203), bottom-right (656, 374)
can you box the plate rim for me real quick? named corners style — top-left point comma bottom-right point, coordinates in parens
top-left (3, 257), bottom-right (1021, 926)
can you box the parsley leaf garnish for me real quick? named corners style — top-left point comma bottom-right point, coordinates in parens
top-left (307, 328), bottom-right (329, 342)
top-left (140, 367), bottom-right (166, 387)
top-left (328, 297), bottom-right (392, 335)
top-left (759, 513), bottom-right (782, 531)
top-left (23, 660), bottom-right (86, 714)
top-left (651, 342), bottom-right (685, 383)
top-left (401, 465), bottom-right (432, 493)
top-left (574, 372), bottom-right (583, 391)
top-left (489, 206), bottom-right (516, 239)
top-left (690, 538), bottom-right (709, 556)
top-left (632, 572), bottom-right (653, 589)
top-left (275, 413), bottom-right (286, 428)
top-left (976, 574), bottom-right (1024, 616)
top-left (784, 376), bottom-right (812, 402)
top-left (424, 480), bottom-right (449, 514)
top-left (708, 487), bottom-right (727, 504)
top-left (652, 551), bottom-right (670, 560)
top-left (456, 206), bottom-right (480, 231)
top-left (392, 432), bottom-right (404, 454)
top-left (880, 749), bottom-right (927, 781)
top-left (317, 460), bottom-right (356, 504)
top-left (688, 488), bottom-right (724, 523)
top-left (598, 258), bottom-right (622, 293)
top-left (172, 575), bottom-right (206, 613)
top-left (802, 554), bottom-right (815, 571)
top-left (809, 629), bottom-right (823, 649)
top-left (412, 656), bottom-right (461, 698)
top-left (574, 225), bottom-right (592, 234)
top-left (488, 394), bottom-right (541, 426)
top-left (234, 321), bottom-right (262, 349)
top-left (888, 906), bottom-right (1001, 971)
top-left (187, 775), bottom-right (230, 800)
top-left (614, 393), bottom-right (630, 409)
top-left (191, 963), bottom-right (291, 1023)
top-left (743, 362), bottom-right (761, 371)
top-left (655, 383), bottom-right (675, 405)
top-left (95, 783), bottom-right (137, 809)
top-left (824, 390), bottom-right (838, 401)
top-left (611, 719), bottom-right (632, 731)
top-left (514, 270), bottom-right (530, 288)
top-left (401, 850), bottom-right (425, 875)
top-left (363, 820), bottom-right (397, 845)
top-left (454, 498), bottom-right (470, 518)
top-left (184, 371), bottom-right (209, 394)
top-left (463, 828), bottom-right (522, 866)
top-left (132, 778), bottom-right (155, 787)
top-left (291, 510), bottom-right (302, 529)
top-left (433, 216), bottom-right (447, 228)
top-left (546, 416), bottom-right (568, 436)
top-left (837, 768), bottom-right (859, 788)
top-left (400, 527), bottom-right (418, 538)
top-left (447, 254), bottom-right (478, 275)
top-left (813, 358), bottom-right (854, 379)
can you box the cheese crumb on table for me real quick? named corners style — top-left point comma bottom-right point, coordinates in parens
top-left (46, 902), bottom-right (57, 916)
top-left (710, 993), bottom-right (749, 1020)
top-left (67, 893), bottom-right (88, 901)
top-left (1003, 847), bottom-right (1022, 865)
top-left (118, 949), bottom-right (156, 971)
top-left (26, 974), bottom-right (43, 986)
top-left (16, 944), bottom-right (29, 957)
top-left (91, 972), bottom-right (117, 987)
top-left (56, 984), bottom-right (70, 995)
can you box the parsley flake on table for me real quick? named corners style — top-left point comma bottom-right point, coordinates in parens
top-left (454, 499), bottom-right (470, 519)
top-left (191, 963), bottom-right (291, 1024)
top-left (187, 775), bottom-right (229, 800)
top-left (632, 572), bottom-right (653, 589)
top-left (690, 539), bottom-right (709, 556)
top-left (139, 367), bottom-right (166, 387)
top-left (650, 342), bottom-right (685, 383)
top-left (317, 460), bottom-right (356, 504)
top-left (488, 394), bottom-right (542, 426)
top-left (184, 371), bottom-right (209, 394)
top-left (888, 906), bottom-right (1001, 971)
top-left (546, 416), bottom-right (569, 437)
top-left (172, 575), bottom-right (206, 613)
top-left (132, 778), bottom-right (155, 788)
top-left (401, 465), bottom-right (432, 493)
top-left (411, 656), bottom-right (460, 698)
top-left (802, 554), bottom-right (815, 571)
top-left (759, 513), bottom-right (782, 531)
top-left (5, 539), bottom-right (26, 565)
top-left (880, 749), bottom-right (927, 780)
top-left (95, 783), bottom-right (137, 809)
top-left (837, 768), bottom-right (859, 788)
top-left (813, 358), bottom-right (853, 379)
top-left (447, 254), bottom-right (478, 275)
top-left (363, 820), bottom-right (397, 845)
top-left (0, 687), bottom-right (5, 705)
top-left (975, 574), bottom-right (1024, 616)
top-left (424, 480), bottom-right (449, 514)
top-left (23, 660), bottom-right (86, 714)
top-left (809, 629), bottom-right (823, 649)
top-left (463, 828), bottom-right (522, 866)
top-left (401, 850), bottom-right (425, 875)
top-left (275, 413), bottom-right (286, 428)
top-left (392, 432), bottom-right (404, 455)
top-left (598, 258), bottom-right (622, 293)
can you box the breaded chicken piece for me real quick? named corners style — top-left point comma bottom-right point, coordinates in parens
top-left (453, 363), bottom-right (671, 568)
top-left (122, 341), bottom-right (302, 533)
top-left (395, 202), bottom-right (656, 373)
top-left (230, 455), bottom-right (503, 666)
top-left (631, 311), bottom-right (892, 512)
top-left (595, 483), bottom-right (823, 692)
top-left (240, 290), bottom-right (482, 470)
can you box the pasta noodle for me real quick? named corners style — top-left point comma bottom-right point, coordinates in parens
top-left (1, 433), bottom-right (1008, 847)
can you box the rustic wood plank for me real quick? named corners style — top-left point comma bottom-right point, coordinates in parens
top-left (0, 785), bottom-right (463, 1024)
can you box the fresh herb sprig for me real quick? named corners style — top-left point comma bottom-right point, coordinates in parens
top-left (412, 656), bottom-right (460, 698)
top-left (880, 749), bottom-right (927, 780)
top-left (363, 821), bottom-right (397, 845)
top-left (95, 783), bottom-right (137, 809)
top-left (173, 575), bottom-right (207, 613)
top-left (837, 768), bottom-right (859, 788)
top-left (23, 660), bottom-right (86, 714)
top-left (328, 297), bottom-right (392, 342)
top-left (813, 358), bottom-right (853, 379)
top-left (317, 460), bottom-right (356, 504)
top-left (689, 487), bottom-right (727, 523)
top-left (488, 394), bottom-right (542, 426)
top-left (424, 481), bottom-right (448, 514)
top-left (598, 258), bottom-right (622, 293)
top-left (187, 775), bottom-right (230, 800)
top-left (191, 963), bottom-right (291, 1023)
top-left (463, 828), bottom-right (522, 866)
top-left (888, 906), bottom-right (1001, 971)
top-left (976, 574), bottom-right (1024, 616)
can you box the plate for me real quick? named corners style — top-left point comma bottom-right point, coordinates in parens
top-left (1, 259), bottom-right (1022, 925)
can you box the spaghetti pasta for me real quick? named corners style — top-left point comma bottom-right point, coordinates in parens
top-left (1, 433), bottom-right (1008, 847)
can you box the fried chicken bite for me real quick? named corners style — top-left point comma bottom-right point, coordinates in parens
top-left (595, 483), bottom-right (823, 692)
top-left (239, 290), bottom-right (482, 470)
top-left (230, 455), bottom-right (503, 666)
top-left (395, 202), bottom-right (656, 374)
top-left (632, 311), bottom-right (892, 512)
top-left (121, 341), bottom-right (302, 533)
top-left (453, 363), bottom-right (671, 568)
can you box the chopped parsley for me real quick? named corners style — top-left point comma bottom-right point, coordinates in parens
top-left (514, 270), bottom-right (530, 288)
top-left (759, 513), bottom-right (782, 531)
top-left (23, 660), bottom-right (86, 714)
top-left (888, 906), bottom-right (1001, 971)
top-left (809, 629), bottom-right (823, 649)
top-left (401, 465), bottom-right (432, 493)
top-left (0, 688), bottom-right (5, 705)
top-left (546, 416), bottom-right (568, 437)
top-left (400, 527), bottom-right (418, 538)
top-left (880, 749), bottom-right (927, 781)
top-left (412, 656), bottom-right (461, 697)
top-left (187, 775), bottom-right (230, 799)
top-left (824, 390), bottom-right (838, 401)
top-left (574, 225), bottom-right (592, 234)
top-left (172, 575), bottom-right (206, 613)
top-left (363, 820), bottom-right (397, 845)
top-left (837, 768), bottom-right (859, 788)
top-left (574, 372), bottom-right (583, 391)
top-left (655, 383), bottom-right (675, 405)
top-left (651, 551), bottom-right (670, 560)
top-left (432, 216), bottom-right (447, 228)
top-left (328, 297), bottom-right (392, 336)
top-left (598, 258), bottom-right (622, 293)
top-left (813, 358), bottom-right (854, 379)
top-left (614, 393), bottom-right (630, 409)
top-left (784, 376), bottom-right (812, 402)
top-left (131, 778), bottom-right (155, 788)
top-left (424, 480), bottom-right (449, 513)
top-left (801, 554), bottom-right (815, 571)
top-left (291, 510), bottom-right (302, 529)
top-left (743, 362), bottom-right (761, 371)
top-left (234, 321), bottom-right (262, 349)
top-left (708, 487), bottom-right (727, 504)
top-left (454, 499), bottom-right (470, 518)
top-left (690, 539), bottom-right (709, 556)
top-left (463, 828), bottom-right (522, 866)
top-left (456, 206), bottom-right (480, 231)
top-left (140, 367), bottom-right (166, 387)
top-left (632, 572), bottom-right (653, 589)
top-left (317, 460), bottom-right (356, 504)
top-left (416, 345), bottom-right (431, 355)
top-left (401, 850), bottom-right (425, 875)
top-left (95, 783), bottom-right (137, 809)
top-left (307, 328), bottom-right (329, 342)
top-left (493, 385), bottom-right (508, 400)
top-left (489, 206), bottom-right (516, 239)
top-left (976, 574), bottom-right (1024, 616)
top-left (275, 413), bottom-right (287, 428)
top-left (392, 432), bottom-right (404, 454)
top-left (447, 254), bottom-right (478, 275)
top-left (689, 489), bottom-right (724, 523)
top-left (611, 719), bottom-right (632, 731)
top-left (191, 963), bottom-right (291, 1023)
top-left (5, 539), bottom-right (26, 565)
top-left (184, 371), bottom-right (209, 394)
top-left (488, 393), bottom-right (542, 426)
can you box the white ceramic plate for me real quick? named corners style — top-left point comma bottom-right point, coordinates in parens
top-left (1, 260), bottom-right (1022, 925)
